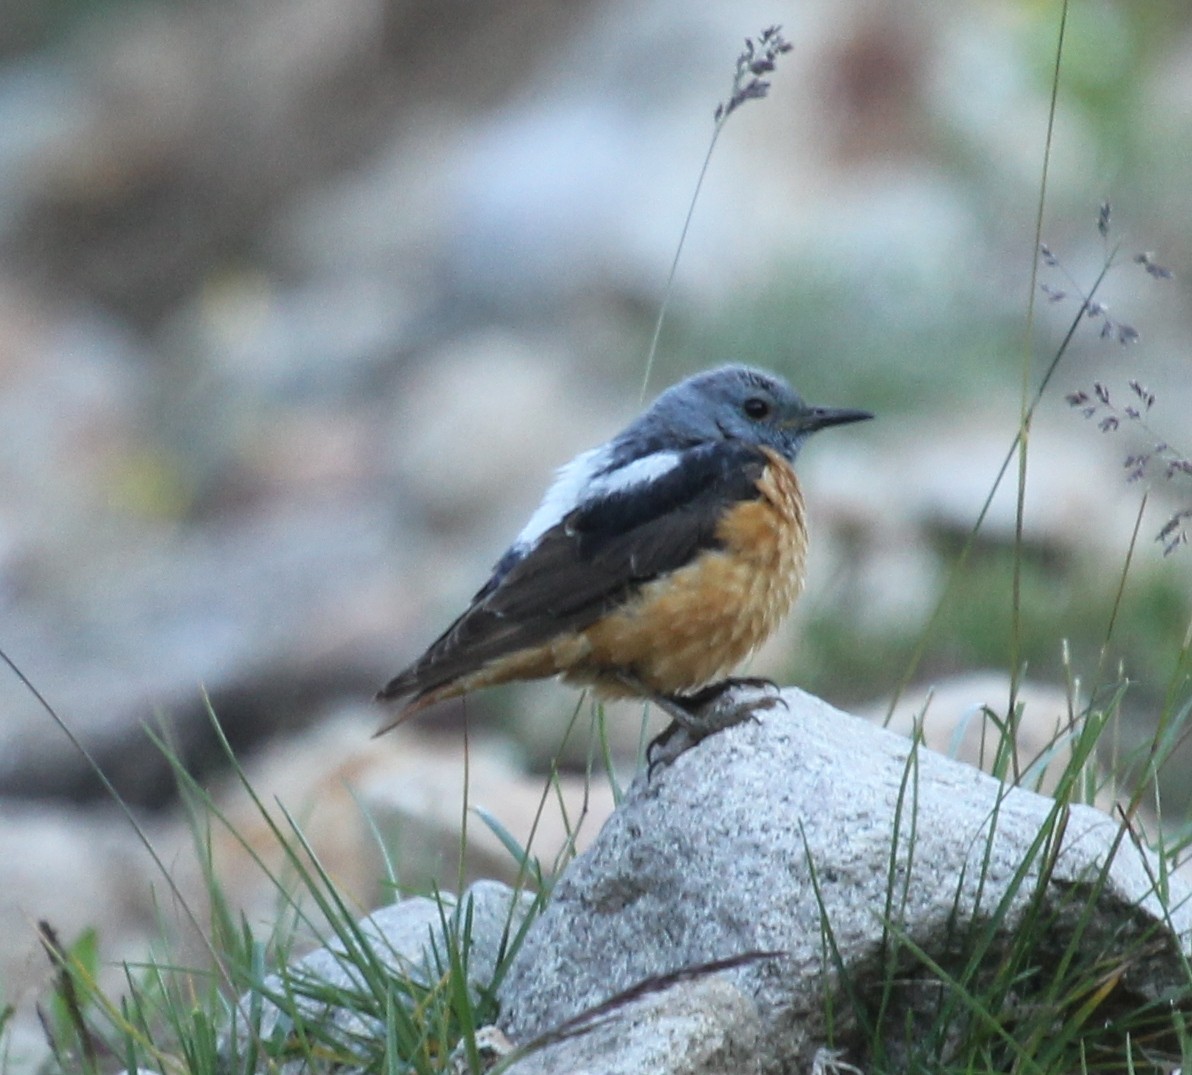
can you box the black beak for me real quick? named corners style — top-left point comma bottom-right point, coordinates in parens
top-left (798, 405), bottom-right (874, 433)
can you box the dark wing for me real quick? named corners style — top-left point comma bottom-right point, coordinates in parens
top-left (377, 441), bottom-right (767, 705)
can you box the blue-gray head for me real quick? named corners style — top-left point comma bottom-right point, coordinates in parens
top-left (622, 364), bottom-right (872, 462)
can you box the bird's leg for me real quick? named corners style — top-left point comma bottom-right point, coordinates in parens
top-left (614, 673), bottom-right (787, 774)
top-left (681, 676), bottom-right (786, 710)
top-left (670, 678), bottom-right (788, 745)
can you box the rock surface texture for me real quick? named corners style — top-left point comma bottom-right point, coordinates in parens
top-left (496, 688), bottom-right (1192, 1073)
top-left (499, 976), bottom-right (762, 1075)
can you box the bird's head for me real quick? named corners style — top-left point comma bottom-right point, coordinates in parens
top-left (642, 364), bottom-right (872, 461)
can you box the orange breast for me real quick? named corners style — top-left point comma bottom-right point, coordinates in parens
top-left (565, 449), bottom-right (808, 696)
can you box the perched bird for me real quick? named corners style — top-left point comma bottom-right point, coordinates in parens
top-left (377, 365), bottom-right (871, 742)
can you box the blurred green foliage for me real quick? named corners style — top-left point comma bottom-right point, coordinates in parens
top-left (795, 529), bottom-right (1191, 731)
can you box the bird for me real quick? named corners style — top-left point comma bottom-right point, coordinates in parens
top-left (377, 364), bottom-right (871, 745)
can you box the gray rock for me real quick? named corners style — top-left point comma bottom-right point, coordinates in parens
top-left (497, 688), bottom-right (1192, 1073)
top-left (503, 977), bottom-right (761, 1075)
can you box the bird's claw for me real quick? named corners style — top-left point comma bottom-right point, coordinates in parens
top-left (643, 677), bottom-right (787, 776)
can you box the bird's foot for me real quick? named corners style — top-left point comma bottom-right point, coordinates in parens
top-left (623, 676), bottom-right (787, 776)
top-left (680, 676), bottom-right (786, 712)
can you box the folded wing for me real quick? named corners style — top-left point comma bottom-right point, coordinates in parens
top-left (377, 441), bottom-right (766, 709)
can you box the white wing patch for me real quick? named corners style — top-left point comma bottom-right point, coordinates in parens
top-left (511, 446), bottom-right (681, 553)
top-left (594, 449), bottom-right (682, 496)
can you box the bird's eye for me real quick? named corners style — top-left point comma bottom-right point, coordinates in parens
top-left (742, 396), bottom-right (771, 420)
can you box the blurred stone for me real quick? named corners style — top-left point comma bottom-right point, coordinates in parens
top-left (388, 333), bottom-right (626, 536)
top-left (6, 0), bottom-right (400, 322)
top-left (163, 269), bottom-right (418, 401)
top-left (0, 498), bottom-right (408, 803)
top-left (442, 1), bottom-right (809, 312)
top-left (802, 411), bottom-right (1144, 553)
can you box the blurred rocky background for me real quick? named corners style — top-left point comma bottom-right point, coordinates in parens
top-left (1, 0), bottom-right (1191, 1066)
